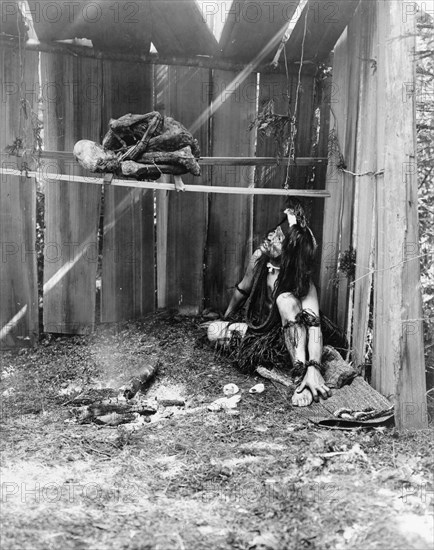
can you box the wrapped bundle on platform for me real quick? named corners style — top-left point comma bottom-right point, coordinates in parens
top-left (73, 111), bottom-right (201, 191)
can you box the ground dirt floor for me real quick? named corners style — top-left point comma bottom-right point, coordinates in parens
top-left (1, 312), bottom-right (433, 550)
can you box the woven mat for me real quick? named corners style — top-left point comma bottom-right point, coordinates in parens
top-left (257, 367), bottom-right (392, 420)
top-left (294, 376), bottom-right (392, 420)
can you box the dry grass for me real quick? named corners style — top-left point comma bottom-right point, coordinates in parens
top-left (1, 312), bottom-right (433, 550)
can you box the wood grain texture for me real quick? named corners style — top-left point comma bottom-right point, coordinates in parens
top-left (335, 5), bottom-right (362, 333)
top-left (219, 0), bottom-right (299, 62)
top-left (155, 66), bottom-right (209, 314)
top-left (0, 47), bottom-right (38, 348)
top-left (352, 3), bottom-right (377, 368)
top-left (101, 186), bottom-right (155, 321)
top-left (149, 0), bottom-right (218, 56)
top-left (311, 73), bottom-right (332, 272)
top-left (284, 0), bottom-right (359, 63)
top-left (253, 72), bottom-right (318, 251)
top-left (204, 70), bottom-right (257, 312)
top-left (40, 150), bottom-right (327, 166)
top-left (28, 0), bottom-right (152, 53)
top-left (155, 65), bottom-right (172, 311)
top-left (0, 176), bottom-right (38, 348)
top-left (373, 1), bottom-right (426, 429)
top-left (42, 53), bottom-right (102, 334)
top-left (0, 1), bottom-right (28, 37)
top-left (101, 60), bottom-right (155, 322)
top-left (319, 28), bottom-right (349, 321)
top-left (253, 73), bottom-right (289, 246)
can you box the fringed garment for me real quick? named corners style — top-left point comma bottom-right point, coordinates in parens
top-left (224, 253), bottom-right (348, 375)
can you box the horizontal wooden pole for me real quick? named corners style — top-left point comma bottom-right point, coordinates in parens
top-left (199, 157), bottom-right (327, 166)
top-left (36, 151), bottom-right (327, 166)
top-left (0, 37), bottom-right (317, 75)
top-left (0, 167), bottom-right (330, 197)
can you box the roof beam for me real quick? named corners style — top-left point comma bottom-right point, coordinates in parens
top-left (284, 0), bottom-right (360, 63)
top-left (0, 36), bottom-right (317, 74)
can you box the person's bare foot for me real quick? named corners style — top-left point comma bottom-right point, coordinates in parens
top-left (291, 387), bottom-right (313, 406)
top-left (291, 366), bottom-right (332, 407)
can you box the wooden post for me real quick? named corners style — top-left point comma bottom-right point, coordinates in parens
top-left (373, 1), bottom-right (427, 429)
top-left (352, 3), bottom-right (378, 368)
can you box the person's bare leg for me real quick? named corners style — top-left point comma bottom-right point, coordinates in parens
top-left (295, 284), bottom-right (332, 403)
top-left (207, 321), bottom-right (248, 344)
top-left (275, 293), bottom-right (312, 407)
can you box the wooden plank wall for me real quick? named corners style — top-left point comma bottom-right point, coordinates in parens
top-left (253, 73), bottom-right (288, 244)
top-left (373, 1), bottom-right (426, 428)
top-left (253, 71), bottom-right (323, 257)
top-left (3, 49), bottom-right (331, 340)
top-left (319, 30), bottom-right (349, 323)
top-left (0, 47), bottom-right (39, 349)
top-left (154, 66), bottom-right (169, 310)
top-left (155, 66), bottom-right (210, 314)
top-left (319, 6), bottom-right (363, 332)
top-left (0, 46), bottom-right (39, 348)
top-left (41, 54), bottom-right (102, 334)
top-left (313, 73), bottom-right (332, 271)
top-left (337, 8), bottom-right (362, 338)
top-left (100, 62), bottom-right (155, 322)
top-left (204, 70), bottom-right (257, 312)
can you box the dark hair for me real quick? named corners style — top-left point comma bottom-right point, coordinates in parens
top-left (284, 198), bottom-right (307, 228)
top-left (273, 224), bottom-right (317, 299)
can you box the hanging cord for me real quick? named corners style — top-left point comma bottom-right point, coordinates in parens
top-left (284, 1), bottom-right (310, 189)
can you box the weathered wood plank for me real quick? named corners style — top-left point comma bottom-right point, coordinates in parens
top-left (0, 35), bottom-right (314, 74)
top-left (42, 53), bottom-right (102, 334)
top-left (101, 186), bottom-right (155, 321)
top-left (154, 64), bottom-right (170, 310)
top-left (219, 0), bottom-right (299, 62)
top-left (205, 70), bottom-right (257, 311)
top-left (0, 167), bottom-right (331, 197)
top-left (0, 1), bottom-right (28, 37)
top-left (0, 176), bottom-right (38, 348)
top-left (101, 60), bottom-right (154, 322)
top-left (253, 73), bottom-right (290, 245)
top-left (373, 1), bottom-right (426, 429)
top-left (352, 3), bottom-right (377, 368)
top-left (39, 150), bottom-right (328, 166)
top-left (319, 4), bottom-right (363, 333)
top-left (0, 47), bottom-right (39, 348)
top-left (155, 66), bottom-right (209, 314)
top-left (155, 187), bottom-right (169, 309)
top-left (28, 0), bottom-right (152, 53)
top-left (335, 6), bottom-right (362, 333)
top-left (284, 0), bottom-right (359, 63)
top-left (292, 73), bottom-right (318, 269)
top-left (311, 73), bottom-right (332, 271)
top-left (253, 72), bottom-right (317, 249)
top-left (149, 0), bottom-right (218, 56)
top-left (319, 28), bottom-right (349, 321)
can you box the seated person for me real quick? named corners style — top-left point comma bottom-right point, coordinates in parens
top-left (207, 199), bottom-right (347, 407)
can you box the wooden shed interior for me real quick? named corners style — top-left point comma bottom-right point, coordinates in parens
top-left (0, 1), bottom-right (427, 428)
